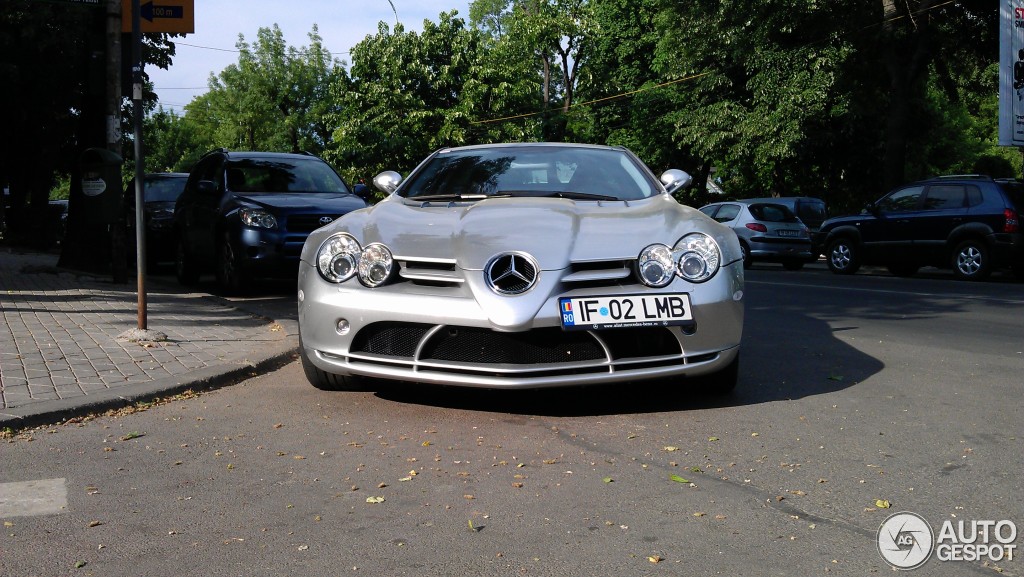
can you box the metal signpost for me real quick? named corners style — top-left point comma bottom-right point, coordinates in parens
top-left (125, 0), bottom-right (193, 330)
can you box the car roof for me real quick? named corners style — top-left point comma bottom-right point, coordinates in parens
top-left (144, 172), bottom-right (188, 178)
top-left (434, 142), bottom-right (625, 154)
top-left (201, 149), bottom-right (323, 162)
top-left (737, 197), bottom-right (825, 204)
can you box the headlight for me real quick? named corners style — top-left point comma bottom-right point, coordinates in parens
top-left (673, 233), bottom-right (720, 283)
top-left (358, 243), bottom-right (395, 287)
top-left (637, 244), bottom-right (675, 288)
top-left (316, 233), bottom-right (361, 283)
top-left (239, 208), bottom-right (278, 229)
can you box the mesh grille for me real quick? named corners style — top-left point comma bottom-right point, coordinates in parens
top-left (421, 327), bottom-right (605, 364)
top-left (349, 323), bottom-right (683, 367)
top-left (597, 327), bottom-right (681, 359)
top-left (350, 322), bottom-right (432, 358)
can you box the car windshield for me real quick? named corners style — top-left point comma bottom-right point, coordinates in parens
top-left (143, 177), bottom-right (186, 202)
top-left (748, 203), bottom-right (799, 223)
top-left (225, 158), bottom-right (350, 194)
top-left (399, 146), bottom-right (659, 201)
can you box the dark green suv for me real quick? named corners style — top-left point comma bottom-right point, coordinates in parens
top-left (814, 175), bottom-right (1024, 281)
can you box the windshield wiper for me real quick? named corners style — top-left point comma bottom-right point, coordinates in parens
top-left (409, 193), bottom-right (515, 203)
top-left (541, 191), bottom-right (621, 201)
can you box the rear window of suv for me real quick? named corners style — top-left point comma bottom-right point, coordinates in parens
top-left (997, 180), bottom-right (1024, 209)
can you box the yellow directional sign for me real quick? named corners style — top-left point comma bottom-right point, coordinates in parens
top-left (121, 0), bottom-right (194, 33)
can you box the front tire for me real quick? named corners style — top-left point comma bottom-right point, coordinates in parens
top-left (826, 238), bottom-right (861, 275)
top-left (951, 239), bottom-right (991, 281)
top-left (691, 353), bottom-right (739, 396)
top-left (299, 335), bottom-right (362, 391)
top-left (216, 234), bottom-right (249, 294)
top-left (740, 242), bottom-right (752, 269)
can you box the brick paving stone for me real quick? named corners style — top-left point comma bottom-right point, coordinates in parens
top-left (0, 248), bottom-right (293, 414)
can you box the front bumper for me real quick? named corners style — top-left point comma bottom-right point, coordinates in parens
top-left (297, 261), bottom-right (745, 389)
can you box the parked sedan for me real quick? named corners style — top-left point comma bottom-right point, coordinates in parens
top-left (174, 149), bottom-right (368, 293)
top-left (297, 143), bottom-right (745, 393)
top-left (125, 172), bottom-right (188, 267)
top-left (699, 201), bottom-right (814, 270)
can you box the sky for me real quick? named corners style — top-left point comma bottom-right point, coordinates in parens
top-left (147, 1), bottom-right (472, 113)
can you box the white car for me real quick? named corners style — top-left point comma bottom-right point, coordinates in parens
top-left (297, 143), bottom-right (744, 392)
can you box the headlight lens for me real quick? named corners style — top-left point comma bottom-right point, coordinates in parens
top-left (674, 233), bottom-right (720, 283)
top-left (637, 244), bottom-right (675, 288)
top-left (239, 208), bottom-right (278, 229)
top-left (316, 233), bottom-right (361, 283)
top-left (358, 243), bottom-right (395, 287)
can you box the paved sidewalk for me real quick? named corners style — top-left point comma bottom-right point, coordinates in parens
top-left (0, 247), bottom-right (298, 429)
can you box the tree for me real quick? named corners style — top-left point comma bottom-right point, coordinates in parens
top-left (187, 25), bottom-right (348, 155)
top-left (328, 12), bottom-right (491, 181)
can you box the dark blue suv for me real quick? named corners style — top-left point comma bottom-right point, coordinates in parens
top-left (815, 175), bottom-right (1024, 281)
top-left (174, 150), bottom-right (369, 293)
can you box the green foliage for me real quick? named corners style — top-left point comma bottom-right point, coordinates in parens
top-left (7, 0), bottom-right (1016, 231)
top-left (185, 25), bottom-right (348, 156)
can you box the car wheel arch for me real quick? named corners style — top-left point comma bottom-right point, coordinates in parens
top-left (945, 222), bottom-right (995, 250)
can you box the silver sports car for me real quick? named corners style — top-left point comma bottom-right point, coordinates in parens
top-left (297, 143), bottom-right (744, 392)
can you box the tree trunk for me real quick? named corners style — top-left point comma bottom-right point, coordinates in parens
top-left (880, 0), bottom-right (935, 190)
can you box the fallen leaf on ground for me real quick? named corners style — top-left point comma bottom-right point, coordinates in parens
top-left (875, 499), bottom-right (891, 509)
top-left (669, 474), bottom-right (690, 484)
top-left (366, 496), bottom-right (385, 504)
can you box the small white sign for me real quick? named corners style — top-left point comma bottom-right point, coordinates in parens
top-left (82, 177), bottom-right (107, 197)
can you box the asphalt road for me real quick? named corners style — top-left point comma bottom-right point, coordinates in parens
top-left (2, 265), bottom-right (1022, 576)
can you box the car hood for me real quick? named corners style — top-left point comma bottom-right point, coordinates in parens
top-left (304, 194), bottom-right (737, 271)
top-left (233, 192), bottom-right (366, 213)
top-left (143, 200), bottom-right (176, 214)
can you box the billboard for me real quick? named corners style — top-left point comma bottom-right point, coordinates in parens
top-left (1000, 0), bottom-right (1024, 146)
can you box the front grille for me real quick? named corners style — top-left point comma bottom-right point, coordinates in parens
top-left (348, 322), bottom-right (684, 367)
top-left (287, 214), bottom-right (342, 233)
top-left (421, 327), bottom-right (604, 364)
top-left (351, 322), bottom-right (432, 358)
top-left (596, 327), bottom-right (682, 359)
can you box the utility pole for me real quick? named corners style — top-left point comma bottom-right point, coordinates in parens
top-left (107, 0), bottom-right (128, 284)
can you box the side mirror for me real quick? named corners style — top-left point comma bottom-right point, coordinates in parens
top-left (197, 180), bottom-right (218, 195)
top-left (373, 171), bottom-right (403, 194)
top-left (660, 169), bottom-right (693, 194)
top-left (862, 202), bottom-right (878, 215)
top-left (353, 183), bottom-right (371, 201)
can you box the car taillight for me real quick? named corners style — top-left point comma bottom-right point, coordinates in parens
top-left (1005, 209), bottom-right (1019, 233)
top-left (745, 223), bottom-right (768, 233)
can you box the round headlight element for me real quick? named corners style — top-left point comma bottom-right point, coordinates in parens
top-left (673, 233), bottom-right (721, 283)
top-left (239, 207), bottom-right (278, 229)
top-left (316, 233), bottom-right (361, 283)
top-left (637, 244), bottom-right (675, 288)
top-left (358, 243), bottom-right (395, 287)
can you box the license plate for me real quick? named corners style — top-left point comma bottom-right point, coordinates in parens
top-left (777, 229), bottom-right (801, 237)
top-left (559, 294), bottom-right (692, 330)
